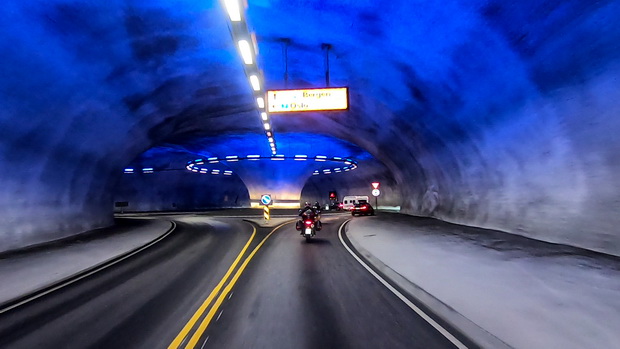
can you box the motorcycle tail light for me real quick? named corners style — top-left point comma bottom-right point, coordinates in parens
top-left (305, 220), bottom-right (313, 225)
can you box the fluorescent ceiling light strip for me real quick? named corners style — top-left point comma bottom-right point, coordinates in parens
top-left (250, 75), bottom-right (260, 91)
top-left (238, 40), bottom-right (253, 64)
top-left (224, 0), bottom-right (242, 22)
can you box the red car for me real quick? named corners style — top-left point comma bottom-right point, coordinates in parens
top-left (351, 202), bottom-right (374, 216)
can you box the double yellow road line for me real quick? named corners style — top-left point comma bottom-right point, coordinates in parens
top-left (168, 222), bottom-right (288, 349)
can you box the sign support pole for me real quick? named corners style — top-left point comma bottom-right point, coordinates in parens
top-left (371, 182), bottom-right (380, 212)
top-left (264, 205), bottom-right (270, 221)
top-left (260, 194), bottom-right (272, 221)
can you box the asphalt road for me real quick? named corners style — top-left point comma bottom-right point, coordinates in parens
top-left (0, 214), bottom-right (463, 349)
top-left (203, 215), bottom-right (459, 349)
top-left (0, 217), bottom-right (253, 349)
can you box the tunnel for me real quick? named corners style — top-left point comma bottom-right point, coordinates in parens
top-left (2, 0), bottom-right (619, 255)
top-left (2, 1), bottom-right (620, 348)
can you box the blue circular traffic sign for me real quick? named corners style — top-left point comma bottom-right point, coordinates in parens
top-left (260, 194), bottom-right (272, 206)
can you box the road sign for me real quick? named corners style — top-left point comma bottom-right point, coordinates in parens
top-left (371, 182), bottom-right (380, 189)
top-left (372, 189), bottom-right (381, 197)
top-left (267, 87), bottom-right (349, 113)
top-left (260, 194), bottom-right (272, 206)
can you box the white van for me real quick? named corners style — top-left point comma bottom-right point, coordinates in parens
top-left (341, 195), bottom-right (369, 211)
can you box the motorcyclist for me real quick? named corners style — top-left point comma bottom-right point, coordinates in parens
top-left (299, 202), bottom-right (317, 221)
top-left (313, 201), bottom-right (322, 213)
top-left (297, 202), bottom-right (322, 232)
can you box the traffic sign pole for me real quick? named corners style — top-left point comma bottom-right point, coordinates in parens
top-left (264, 205), bottom-right (270, 220)
top-left (371, 183), bottom-right (380, 211)
top-left (260, 194), bottom-right (272, 221)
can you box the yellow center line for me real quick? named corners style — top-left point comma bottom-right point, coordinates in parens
top-left (184, 221), bottom-right (291, 349)
top-left (168, 225), bottom-right (257, 349)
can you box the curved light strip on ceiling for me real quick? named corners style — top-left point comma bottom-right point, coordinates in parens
top-left (185, 155), bottom-right (359, 175)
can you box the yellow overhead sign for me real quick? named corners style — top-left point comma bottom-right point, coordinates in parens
top-left (267, 87), bottom-right (348, 113)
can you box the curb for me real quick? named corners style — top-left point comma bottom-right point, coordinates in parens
top-left (342, 221), bottom-right (512, 349)
top-left (0, 221), bottom-right (177, 314)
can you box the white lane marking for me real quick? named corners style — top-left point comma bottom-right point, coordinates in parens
top-left (338, 220), bottom-right (468, 349)
top-left (228, 292), bottom-right (234, 300)
top-left (0, 221), bottom-right (178, 314)
top-left (200, 336), bottom-right (209, 349)
top-left (216, 310), bottom-right (223, 322)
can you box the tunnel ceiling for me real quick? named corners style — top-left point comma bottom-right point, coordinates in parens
top-left (2, 0), bottom-right (615, 173)
top-left (2, 0), bottom-right (620, 254)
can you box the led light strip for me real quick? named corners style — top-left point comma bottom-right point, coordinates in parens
top-left (124, 168), bottom-right (155, 174)
top-left (222, 0), bottom-right (277, 154)
top-left (185, 155), bottom-right (358, 175)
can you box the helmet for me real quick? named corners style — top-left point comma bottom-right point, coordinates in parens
top-left (304, 202), bottom-right (311, 207)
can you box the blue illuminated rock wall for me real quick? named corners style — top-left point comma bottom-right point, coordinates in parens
top-left (114, 171), bottom-right (250, 212)
top-left (257, 0), bottom-right (620, 254)
top-left (383, 1), bottom-right (620, 254)
top-left (0, 1), bottom-right (257, 252)
top-left (1, 0), bottom-right (620, 256)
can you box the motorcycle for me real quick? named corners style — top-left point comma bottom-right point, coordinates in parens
top-left (301, 219), bottom-right (316, 241)
top-left (296, 210), bottom-right (321, 242)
